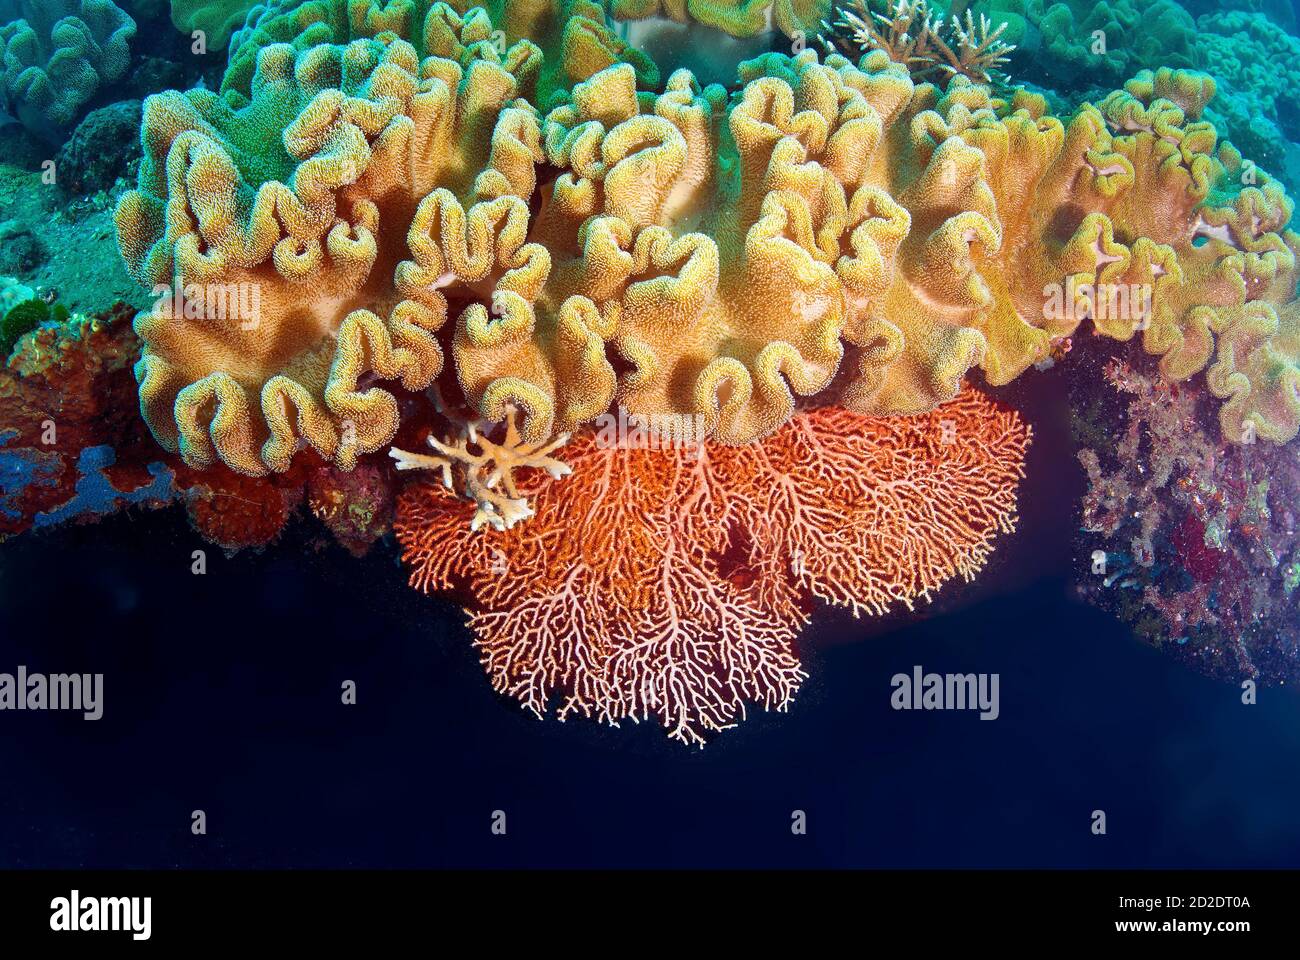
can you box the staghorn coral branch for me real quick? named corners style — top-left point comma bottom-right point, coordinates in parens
top-left (390, 399), bottom-right (571, 532)
top-left (826, 0), bottom-right (1015, 86)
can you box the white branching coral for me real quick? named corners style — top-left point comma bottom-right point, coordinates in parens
top-left (824, 0), bottom-right (1014, 86)
top-left (390, 396), bottom-right (571, 532)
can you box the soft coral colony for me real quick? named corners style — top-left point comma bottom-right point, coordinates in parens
top-left (63, 0), bottom-right (1292, 742)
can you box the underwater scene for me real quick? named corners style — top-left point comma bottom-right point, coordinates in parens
top-left (2, 0), bottom-right (1300, 889)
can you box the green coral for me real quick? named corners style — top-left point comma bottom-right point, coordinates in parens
top-left (1018, 0), bottom-right (1197, 88)
top-left (1197, 11), bottom-right (1300, 140)
top-left (0, 0), bottom-right (136, 136)
top-left (170, 0), bottom-right (258, 49)
top-left (1191, 11), bottom-right (1300, 194)
top-left (1, 297), bottom-right (68, 355)
top-left (968, 1), bottom-right (1299, 192)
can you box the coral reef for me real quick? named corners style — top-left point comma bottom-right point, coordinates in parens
top-left (0, 0), bottom-right (136, 137)
top-left (395, 387), bottom-right (1029, 744)
top-left (1, 295), bottom-right (70, 355)
top-left (970, 1), bottom-right (1300, 190)
top-left (115, 0), bottom-right (667, 479)
top-left (1195, 11), bottom-right (1300, 151)
top-left (1019, 0), bottom-right (1197, 89)
top-left (0, 0), bottom-right (1285, 747)
top-left (1075, 355), bottom-right (1300, 685)
top-left (117, 34), bottom-right (473, 477)
top-left (0, 299), bottom-right (394, 552)
top-left (0, 302), bottom-right (166, 538)
top-left (306, 457), bottom-right (395, 554)
top-left (518, 56), bottom-right (1300, 446)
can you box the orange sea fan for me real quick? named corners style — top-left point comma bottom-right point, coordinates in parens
top-left (394, 387), bottom-right (1030, 745)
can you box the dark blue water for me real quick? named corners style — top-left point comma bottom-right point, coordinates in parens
top-left (2, 374), bottom-right (1298, 869)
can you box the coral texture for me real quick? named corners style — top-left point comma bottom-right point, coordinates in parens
top-left (394, 387), bottom-right (1029, 744)
top-left (225, 0), bottom-right (658, 108)
top-left (1, 296), bottom-right (70, 356)
top-left (974, 1), bottom-right (1299, 184)
top-left (0, 304), bottom-right (167, 539)
top-left (1195, 11), bottom-right (1300, 145)
top-left (825, 0), bottom-right (1016, 88)
top-left (1014, 0), bottom-right (1197, 88)
top-left (116, 0), bottom-right (661, 477)
top-left (116, 27), bottom-right (529, 476)
top-left (0, 0), bottom-right (136, 135)
top-left (479, 54), bottom-right (1299, 446)
top-left (391, 399), bottom-right (572, 529)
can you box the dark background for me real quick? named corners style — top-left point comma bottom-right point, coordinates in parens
top-left (2, 370), bottom-right (1298, 869)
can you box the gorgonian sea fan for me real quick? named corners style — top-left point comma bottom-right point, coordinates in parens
top-left (395, 388), bottom-right (1030, 745)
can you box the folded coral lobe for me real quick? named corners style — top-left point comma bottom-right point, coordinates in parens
top-left (1083, 70), bottom-right (1300, 443)
top-left (459, 52), bottom-right (924, 446)
top-left (115, 25), bottom-right (550, 475)
top-left (224, 0), bottom-right (658, 109)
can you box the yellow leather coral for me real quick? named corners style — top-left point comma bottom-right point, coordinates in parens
top-left (450, 58), bottom-right (856, 443)
top-left (225, 0), bottom-right (658, 109)
top-left (1093, 70), bottom-right (1300, 443)
top-left (118, 11), bottom-right (1300, 478)
top-left (452, 50), bottom-right (1298, 446)
top-left (115, 31), bottom-right (544, 474)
